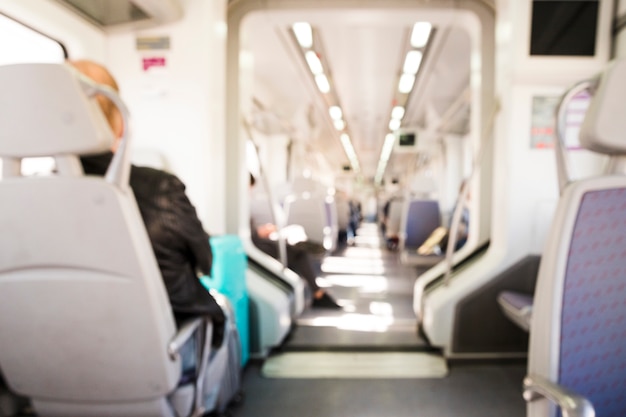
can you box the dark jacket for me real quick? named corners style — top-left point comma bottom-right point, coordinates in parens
top-left (81, 153), bottom-right (224, 324)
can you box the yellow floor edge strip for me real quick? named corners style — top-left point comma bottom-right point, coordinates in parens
top-left (261, 352), bottom-right (448, 379)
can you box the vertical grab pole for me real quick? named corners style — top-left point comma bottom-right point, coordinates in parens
top-left (241, 119), bottom-right (288, 267)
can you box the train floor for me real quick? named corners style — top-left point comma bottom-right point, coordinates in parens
top-left (230, 222), bottom-right (527, 417)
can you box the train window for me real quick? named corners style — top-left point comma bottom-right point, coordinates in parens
top-left (0, 13), bottom-right (67, 178)
top-left (529, 0), bottom-right (599, 56)
top-left (0, 13), bottom-right (67, 65)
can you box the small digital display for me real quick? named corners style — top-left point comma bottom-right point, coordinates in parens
top-left (530, 0), bottom-right (598, 56)
top-left (398, 132), bottom-right (416, 147)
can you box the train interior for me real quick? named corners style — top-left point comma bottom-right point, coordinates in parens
top-left (1, 0), bottom-right (625, 416)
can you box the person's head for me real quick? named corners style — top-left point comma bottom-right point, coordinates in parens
top-left (68, 60), bottom-right (124, 146)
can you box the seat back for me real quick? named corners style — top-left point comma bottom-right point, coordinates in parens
top-left (402, 199), bottom-right (441, 249)
top-left (284, 192), bottom-right (338, 252)
top-left (0, 64), bottom-right (181, 416)
top-left (527, 60), bottom-right (626, 417)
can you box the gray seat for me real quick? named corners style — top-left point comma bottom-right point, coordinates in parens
top-left (0, 63), bottom-right (219, 417)
top-left (284, 192), bottom-right (338, 252)
top-left (497, 291), bottom-right (533, 332)
top-left (524, 59), bottom-right (626, 417)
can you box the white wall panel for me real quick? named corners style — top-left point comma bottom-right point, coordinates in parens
top-left (106, 0), bottom-right (228, 233)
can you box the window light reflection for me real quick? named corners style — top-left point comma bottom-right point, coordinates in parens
top-left (321, 257), bottom-right (385, 275)
top-left (342, 247), bottom-right (383, 259)
top-left (370, 301), bottom-right (393, 317)
top-left (320, 275), bottom-right (389, 293)
top-left (305, 314), bottom-right (394, 333)
top-left (353, 234), bottom-right (382, 247)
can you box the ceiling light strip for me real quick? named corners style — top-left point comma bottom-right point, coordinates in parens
top-left (410, 22), bottom-right (432, 48)
top-left (403, 50), bottom-right (423, 75)
top-left (293, 22), bottom-right (313, 48)
top-left (398, 73), bottom-right (415, 94)
top-left (377, 21), bottom-right (432, 186)
top-left (391, 106), bottom-right (405, 120)
top-left (340, 133), bottom-right (360, 173)
top-left (329, 106), bottom-right (343, 120)
top-left (292, 21), bottom-right (360, 175)
top-left (305, 50), bottom-right (324, 74)
top-left (375, 134), bottom-right (397, 185)
top-left (315, 74), bottom-right (330, 93)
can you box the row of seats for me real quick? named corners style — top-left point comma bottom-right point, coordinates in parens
top-left (250, 178), bottom-right (360, 254)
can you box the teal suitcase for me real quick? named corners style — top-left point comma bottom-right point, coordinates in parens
top-left (201, 234), bottom-right (249, 367)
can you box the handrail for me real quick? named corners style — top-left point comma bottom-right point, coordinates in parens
top-left (75, 72), bottom-right (132, 190)
top-left (553, 78), bottom-right (598, 195)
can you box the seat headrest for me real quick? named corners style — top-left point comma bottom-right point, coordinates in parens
top-left (579, 59), bottom-right (626, 155)
top-left (0, 63), bottom-right (114, 158)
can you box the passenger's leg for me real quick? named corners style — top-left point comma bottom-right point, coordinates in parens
top-left (285, 245), bottom-right (341, 309)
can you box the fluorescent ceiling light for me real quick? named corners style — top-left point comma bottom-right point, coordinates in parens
top-left (293, 22), bottom-right (313, 48)
top-left (391, 106), bottom-right (405, 120)
top-left (315, 74), bottom-right (330, 93)
top-left (305, 50), bottom-right (323, 75)
top-left (329, 106), bottom-right (343, 120)
top-left (403, 50), bottom-right (423, 75)
top-left (340, 133), bottom-right (360, 172)
top-left (340, 133), bottom-right (353, 153)
top-left (334, 119), bottom-right (346, 130)
top-left (398, 73), bottom-right (415, 94)
top-left (383, 133), bottom-right (396, 158)
top-left (375, 133), bottom-right (397, 184)
top-left (389, 119), bottom-right (401, 131)
top-left (411, 22), bottom-right (432, 48)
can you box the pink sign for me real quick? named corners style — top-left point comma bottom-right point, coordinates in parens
top-left (142, 57), bottom-right (166, 71)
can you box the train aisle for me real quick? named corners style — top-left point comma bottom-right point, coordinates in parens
top-left (230, 222), bottom-right (526, 417)
top-left (287, 222), bottom-right (429, 351)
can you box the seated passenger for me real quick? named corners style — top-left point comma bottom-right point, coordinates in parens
top-left (71, 60), bottom-right (226, 338)
top-left (249, 174), bottom-right (341, 309)
top-left (450, 181), bottom-right (470, 250)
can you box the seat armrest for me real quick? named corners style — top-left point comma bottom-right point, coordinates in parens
top-left (168, 317), bottom-right (214, 416)
top-left (523, 374), bottom-right (595, 417)
top-left (168, 318), bottom-right (204, 360)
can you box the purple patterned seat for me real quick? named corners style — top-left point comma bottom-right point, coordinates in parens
top-left (558, 189), bottom-right (626, 415)
top-left (524, 59), bottom-right (626, 417)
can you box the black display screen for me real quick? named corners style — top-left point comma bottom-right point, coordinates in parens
top-left (398, 132), bottom-right (416, 147)
top-left (530, 0), bottom-right (598, 56)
